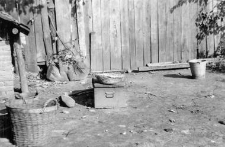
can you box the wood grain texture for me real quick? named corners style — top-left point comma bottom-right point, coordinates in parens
top-left (34, 0), bottom-right (46, 63)
top-left (120, 0), bottom-right (130, 70)
top-left (189, 2), bottom-right (198, 59)
top-left (158, 0), bottom-right (167, 62)
top-left (128, 0), bottom-right (136, 69)
top-left (150, 0), bottom-right (158, 63)
top-left (101, 0), bottom-right (111, 71)
top-left (181, 2), bottom-right (190, 62)
top-left (143, 0), bottom-right (151, 65)
top-left (173, 0), bottom-right (182, 62)
top-left (55, 0), bottom-right (71, 51)
top-left (91, 0), bottom-right (103, 71)
top-left (110, 0), bottom-right (122, 70)
top-left (166, 0), bottom-right (174, 62)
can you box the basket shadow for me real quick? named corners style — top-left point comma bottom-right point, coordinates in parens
top-left (0, 107), bottom-right (13, 144)
top-left (164, 74), bottom-right (193, 79)
top-left (68, 89), bottom-right (94, 108)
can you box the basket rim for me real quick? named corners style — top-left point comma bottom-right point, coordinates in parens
top-left (5, 98), bottom-right (58, 113)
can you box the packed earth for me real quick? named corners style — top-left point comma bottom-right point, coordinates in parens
top-left (1, 68), bottom-right (225, 147)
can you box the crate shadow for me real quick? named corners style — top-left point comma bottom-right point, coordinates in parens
top-left (68, 89), bottom-right (94, 108)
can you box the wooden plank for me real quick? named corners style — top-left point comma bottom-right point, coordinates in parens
top-left (189, 2), bottom-right (198, 59)
top-left (205, 0), bottom-right (214, 58)
top-left (84, 0), bottom-right (90, 69)
top-left (143, 0), bottom-right (151, 65)
top-left (166, 0), bottom-right (174, 62)
top-left (77, 0), bottom-right (88, 57)
top-left (55, 0), bottom-right (71, 51)
top-left (134, 0), bottom-right (144, 67)
top-left (41, 0), bottom-right (53, 63)
top-left (158, 0), bottom-right (167, 62)
top-left (120, 0), bottom-right (130, 70)
top-left (139, 63), bottom-right (189, 71)
top-left (101, 0), bottom-right (111, 71)
top-left (110, 0), bottom-right (122, 70)
top-left (150, 0), bottom-right (158, 63)
top-left (128, 0), bottom-right (136, 69)
top-left (48, 0), bottom-right (57, 54)
top-left (181, 2), bottom-right (190, 62)
top-left (213, 0), bottom-right (220, 56)
top-left (71, 0), bottom-right (79, 54)
top-left (173, 0), bottom-right (182, 62)
top-left (91, 0), bottom-right (103, 71)
top-left (34, 0), bottom-right (46, 63)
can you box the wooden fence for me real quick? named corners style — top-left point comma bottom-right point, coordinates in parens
top-left (0, 0), bottom-right (220, 73)
top-left (89, 0), bottom-right (219, 72)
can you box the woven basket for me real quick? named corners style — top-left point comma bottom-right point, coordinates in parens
top-left (95, 73), bottom-right (125, 85)
top-left (5, 98), bottom-right (58, 147)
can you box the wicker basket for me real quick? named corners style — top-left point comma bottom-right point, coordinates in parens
top-left (95, 73), bottom-right (125, 85)
top-left (5, 98), bottom-right (58, 147)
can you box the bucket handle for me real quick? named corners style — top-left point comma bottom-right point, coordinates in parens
top-left (41, 98), bottom-right (58, 113)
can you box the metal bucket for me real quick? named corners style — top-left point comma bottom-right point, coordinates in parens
top-left (189, 59), bottom-right (207, 79)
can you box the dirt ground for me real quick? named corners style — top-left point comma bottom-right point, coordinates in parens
top-left (2, 68), bottom-right (225, 147)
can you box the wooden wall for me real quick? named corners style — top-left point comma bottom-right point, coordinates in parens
top-left (89, 0), bottom-right (218, 72)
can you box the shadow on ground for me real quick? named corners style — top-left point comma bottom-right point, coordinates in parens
top-left (164, 74), bottom-right (193, 79)
top-left (68, 89), bottom-right (94, 108)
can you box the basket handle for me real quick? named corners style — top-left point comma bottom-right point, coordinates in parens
top-left (40, 98), bottom-right (58, 113)
top-left (43, 98), bottom-right (58, 108)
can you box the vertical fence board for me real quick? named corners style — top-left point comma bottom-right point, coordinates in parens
top-left (158, 0), bottom-right (167, 62)
top-left (110, 0), bottom-right (122, 70)
top-left (166, 0), bottom-right (174, 62)
top-left (206, 0), bottom-right (214, 57)
top-left (120, 0), bottom-right (130, 70)
top-left (128, 0), bottom-right (136, 69)
top-left (213, 0), bottom-right (220, 55)
top-left (101, 0), bottom-right (111, 71)
top-left (181, 3), bottom-right (190, 61)
top-left (150, 0), bottom-right (159, 63)
top-left (134, 0), bottom-right (144, 67)
top-left (91, 0), bottom-right (103, 71)
top-left (34, 0), bottom-right (46, 63)
top-left (189, 3), bottom-right (198, 59)
top-left (71, 0), bottom-right (80, 54)
top-left (55, 0), bottom-right (71, 51)
top-left (143, 0), bottom-right (151, 65)
top-left (173, 0), bottom-right (182, 62)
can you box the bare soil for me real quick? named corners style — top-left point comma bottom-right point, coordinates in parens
top-left (2, 69), bottom-right (225, 147)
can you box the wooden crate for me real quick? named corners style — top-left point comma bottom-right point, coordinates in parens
top-left (93, 82), bottom-right (128, 109)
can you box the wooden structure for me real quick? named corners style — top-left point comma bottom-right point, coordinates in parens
top-left (0, 0), bottom-right (220, 73)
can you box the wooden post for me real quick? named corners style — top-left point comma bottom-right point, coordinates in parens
top-left (14, 40), bottom-right (29, 93)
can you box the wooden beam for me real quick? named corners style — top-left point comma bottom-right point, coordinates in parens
top-left (14, 42), bottom-right (29, 93)
top-left (138, 63), bottom-right (190, 71)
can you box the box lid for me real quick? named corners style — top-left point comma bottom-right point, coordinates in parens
top-left (93, 81), bottom-right (125, 88)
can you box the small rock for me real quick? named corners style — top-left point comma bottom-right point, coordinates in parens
top-left (81, 116), bottom-right (87, 119)
top-left (60, 94), bottom-right (75, 108)
top-left (168, 109), bottom-right (176, 113)
top-left (0, 138), bottom-right (9, 143)
top-left (120, 131), bottom-right (127, 135)
top-left (104, 130), bottom-right (108, 132)
top-left (118, 125), bottom-right (126, 128)
top-left (181, 129), bottom-right (191, 135)
top-left (89, 109), bottom-right (96, 112)
top-left (164, 128), bottom-right (173, 133)
top-left (62, 110), bottom-right (70, 114)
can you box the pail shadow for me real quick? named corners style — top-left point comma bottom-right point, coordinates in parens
top-left (0, 107), bottom-right (12, 143)
top-left (164, 74), bottom-right (193, 79)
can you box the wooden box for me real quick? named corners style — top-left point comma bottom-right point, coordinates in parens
top-left (93, 82), bottom-right (128, 109)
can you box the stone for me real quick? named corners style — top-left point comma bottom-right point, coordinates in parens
top-left (60, 94), bottom-right (75, 108)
